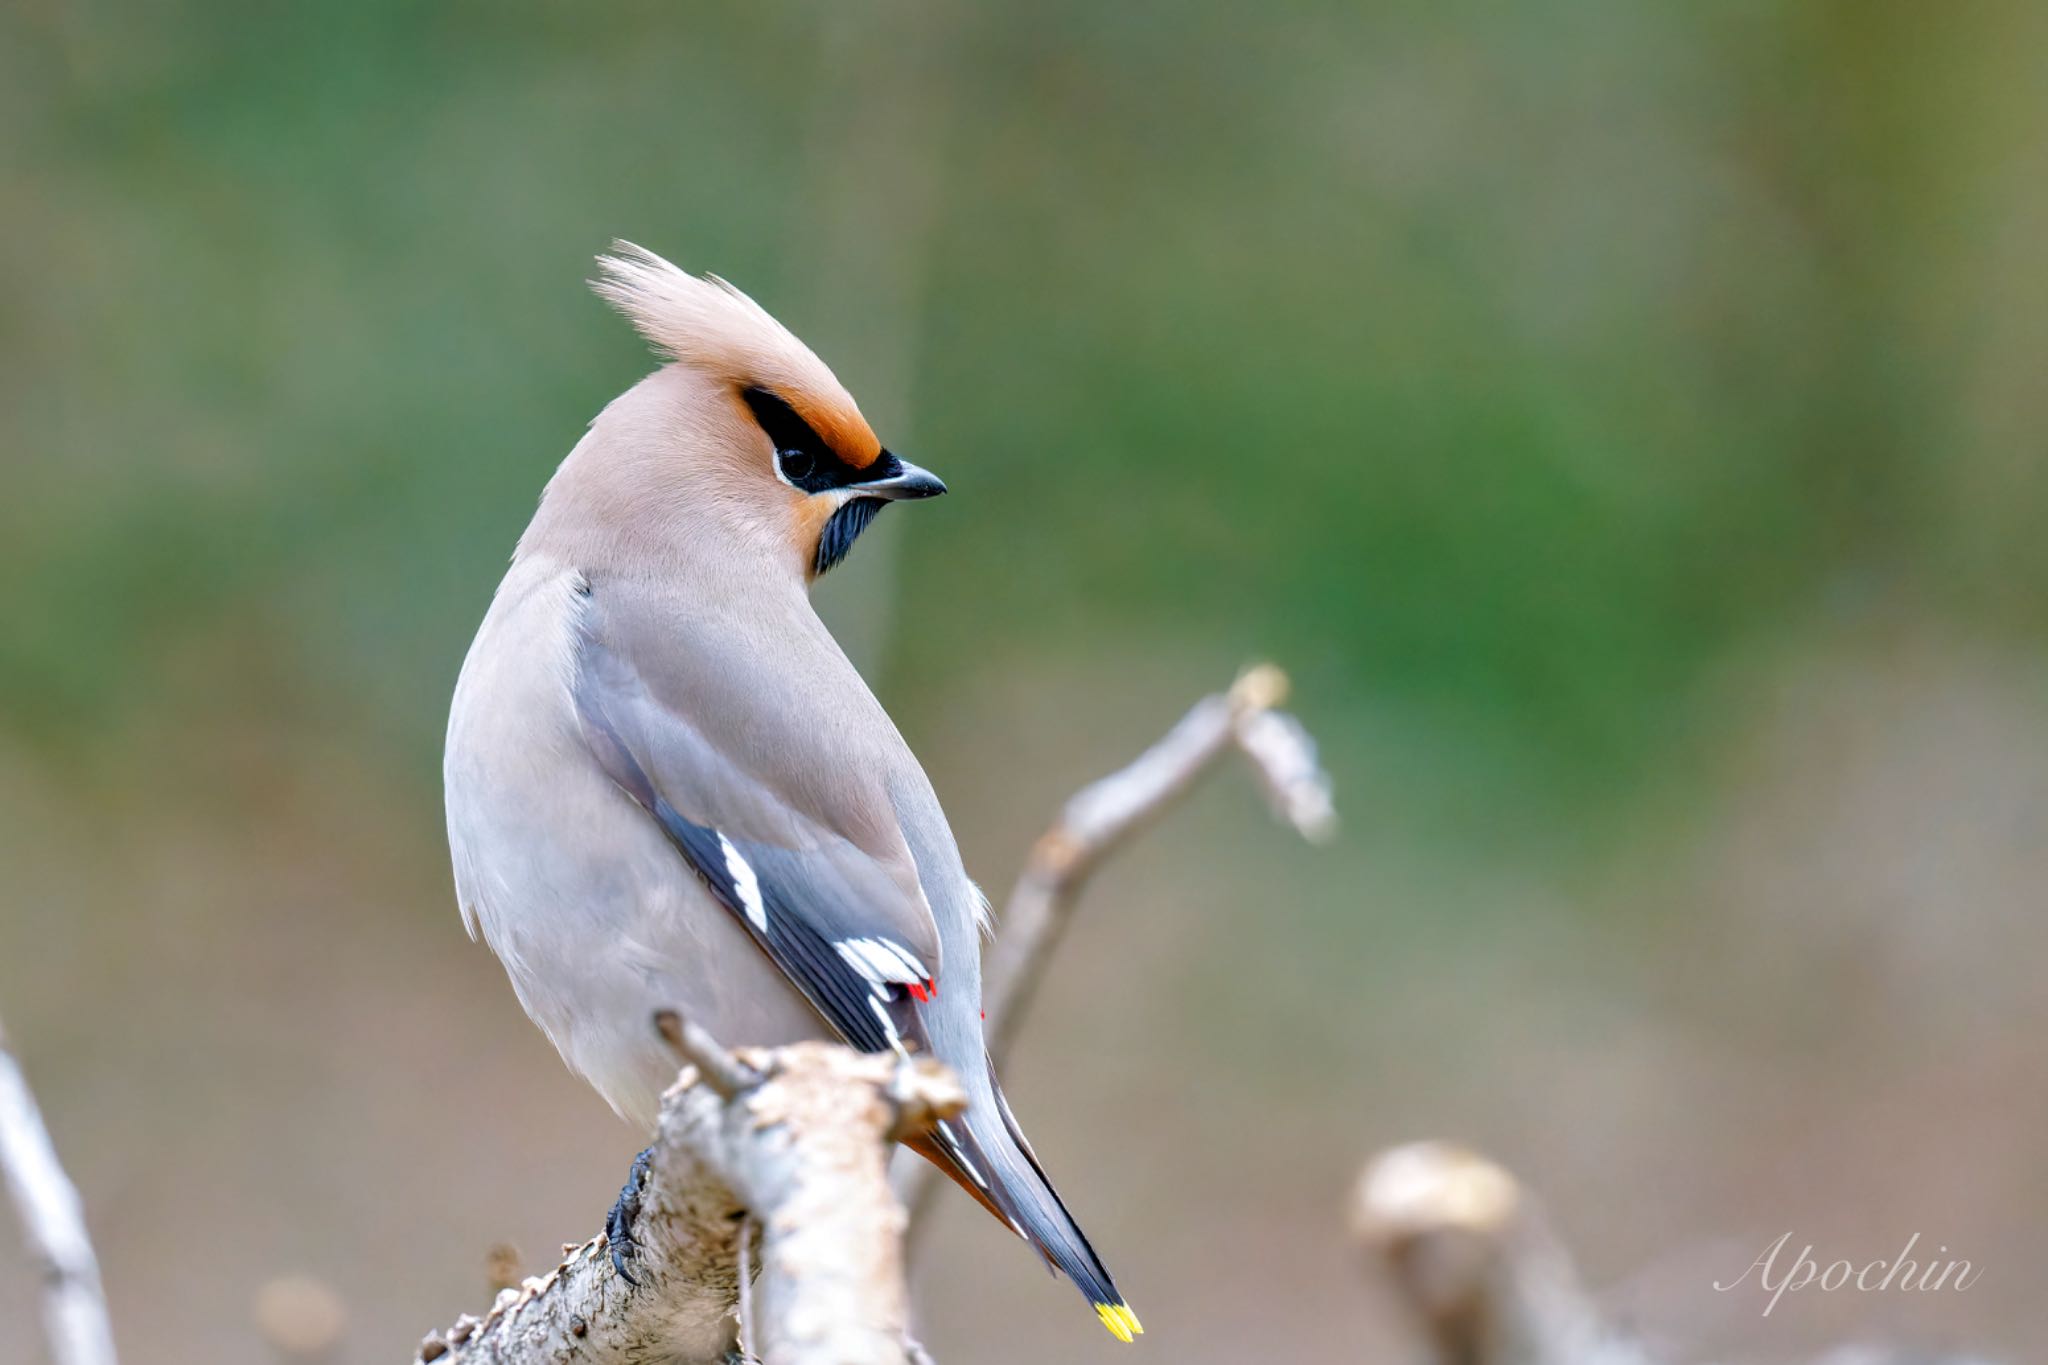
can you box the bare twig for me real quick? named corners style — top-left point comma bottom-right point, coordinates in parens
top-left (981, 662), bottom-right (1334, 1066)
top-left (0, 1012), bottom-right (119, 1365)
top-left (1350, 1144), bottom-right (2010, 1365)
top-left (420, 1023), bottom-right (965, 1365)
top-left (1351, 1143), bottom-right (1643, 1365)
top-left (898, 665), bottom-right (1332, 1233)
top-left (656, 1009), bottom-right (765, 1099)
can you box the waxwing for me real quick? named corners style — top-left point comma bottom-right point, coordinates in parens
top-left (443, 243), bottom-right (1139, 1342)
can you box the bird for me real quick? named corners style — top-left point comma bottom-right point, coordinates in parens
top-left (443, 242), bottom-right (1140, 1343)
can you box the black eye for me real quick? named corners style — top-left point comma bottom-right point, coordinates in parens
top-left (744, 385), bottom-right (870, 495)
top-left (778, 447), bottom-right (815, 482)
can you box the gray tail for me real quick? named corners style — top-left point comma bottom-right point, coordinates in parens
top-left (916, 1071), bottom-right (1141, 1342)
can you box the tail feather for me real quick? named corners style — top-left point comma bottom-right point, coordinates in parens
top-left (910, 1074), bottom-right (1142, 1343)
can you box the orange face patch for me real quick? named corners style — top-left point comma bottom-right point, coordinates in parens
top-left (786, 392), bottom-right (882, 470)
top-left (791, 494), bottom-right (840, 572)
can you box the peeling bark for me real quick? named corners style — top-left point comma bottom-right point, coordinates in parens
top-left (419, 1032), bottom-right (963, 1365)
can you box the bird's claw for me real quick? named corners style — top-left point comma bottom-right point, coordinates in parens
top-left (606, 1146), bottom-right (655, 1286)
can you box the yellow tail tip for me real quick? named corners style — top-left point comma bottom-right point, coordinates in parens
top-left (1094, 1302), bottom-right (1144, 1343)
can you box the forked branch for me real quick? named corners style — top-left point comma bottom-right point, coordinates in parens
top-left (982, 662), bottom-right (1335, 1063)
top-left (416, 1024), bottom-right (963, 1365)
top-left (900, 664), bottom-right (1333, 1230)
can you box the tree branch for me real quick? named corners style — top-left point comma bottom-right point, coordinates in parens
top-left (895, 664), bottom-right (1334, 1235)
top-left (0, 1011), bottom-right (120, 1365)
top-left (418, 1025), bottom-right (965, 1365)
top-left (981, 662), bottom-right (1334, 1066)
top-left (1348, 1146), bottom-right (2000, 1365)
top-left (1352, 1142), bottom-right (1637, 1365)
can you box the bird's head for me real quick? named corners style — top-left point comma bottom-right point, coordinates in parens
top-left (587, 242), bottom-right (944, 581)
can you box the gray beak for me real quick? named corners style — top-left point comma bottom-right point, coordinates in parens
top-left (853, 453), bottom-right (947, 500)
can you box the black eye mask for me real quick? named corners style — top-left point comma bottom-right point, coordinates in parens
top-left (741, 386), bottom-right (871, 494)
top-left (741, 385), bottom-right (906, 575)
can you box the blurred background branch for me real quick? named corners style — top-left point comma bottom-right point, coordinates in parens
top-left (1354, 1142), bottom-right (1642, 1365)
top-left (0, 1011), bottom-right (118, 1365)
top-left (1352, 1143), bottom-right (2004, 1365)
top-left (903, 663), bottom-right (1333, 1233)
top-left (983, 662), bottom-right (1335, 1062)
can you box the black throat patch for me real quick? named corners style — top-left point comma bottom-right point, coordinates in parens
top-left (815, 496), bottom-right (887, 576)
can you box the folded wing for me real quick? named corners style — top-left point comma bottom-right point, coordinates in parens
top-left (570, 595), bottom-right (941, 1055)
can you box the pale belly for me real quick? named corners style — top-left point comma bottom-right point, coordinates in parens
top-left (445, 560), bottom-right (826, 1129)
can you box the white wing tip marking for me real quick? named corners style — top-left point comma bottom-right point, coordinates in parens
top-left (834, 936), bottom-right (930, 986)
top-left (718, 834), bottom-right (768, 931)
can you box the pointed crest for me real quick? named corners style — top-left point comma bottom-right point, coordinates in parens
top-left (592, 241), bottom-right (881, 466)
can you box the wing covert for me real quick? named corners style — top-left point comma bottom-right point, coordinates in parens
top-left (569, 596), bottom-right (941, 1054)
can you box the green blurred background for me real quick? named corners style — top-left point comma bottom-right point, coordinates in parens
top-left (3, 1), bottom-right (2044, 1360)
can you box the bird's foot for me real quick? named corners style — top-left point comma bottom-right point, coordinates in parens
top-left (606, 1145), bottom-right (655, 1286)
